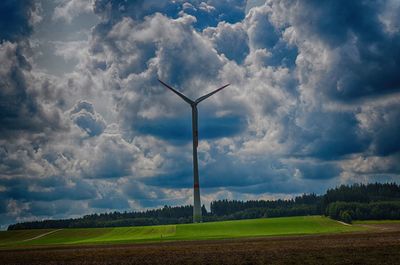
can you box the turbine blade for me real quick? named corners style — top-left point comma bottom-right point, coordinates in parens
top-left (195, 84), bottom-right (230, 104)
top-left (158, 79), bottom-right (194, 105)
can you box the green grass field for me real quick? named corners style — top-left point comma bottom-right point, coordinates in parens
top-left (0, 216), bottom-right (367, 248)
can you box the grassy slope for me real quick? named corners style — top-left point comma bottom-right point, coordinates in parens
top-left (0, 216), bottom-right (366, 248)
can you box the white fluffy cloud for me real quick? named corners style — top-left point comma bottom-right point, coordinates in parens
top-left (53, 0), bottom-right (94, 23)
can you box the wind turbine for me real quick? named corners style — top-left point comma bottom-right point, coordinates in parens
top-left (158, 79), bottom-right (230, 223)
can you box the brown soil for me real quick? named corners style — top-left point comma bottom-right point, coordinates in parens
top-left (1, 226), bottom-right (400, 265)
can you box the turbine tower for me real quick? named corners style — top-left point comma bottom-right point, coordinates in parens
top-left (158, 79), bottom-right (229, 223)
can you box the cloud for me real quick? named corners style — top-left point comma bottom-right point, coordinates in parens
top-left (53, 40), bottom-right (89, 62)
top-left (93, 0), bottom-right (175, 22)
top-left (0, 1), bottom-right (92, 226)
top-left (182, 0), bottom-right (247, 29)
top-left (0, 176), bottom-right (96, 202)
top-left (70, 100), bottom-right (106, 136)
top-left (0, 0), bottom-right (40, 41)
top-left (204, 21), bottom-right (249, 63)
top-left (93, 0), bottom-right (246, 30)
top-left (28, 200), bottom-right (75, 217)
top-left (85, 1), bottom-right (372, 192)
top-left (290, 110), bottom-right (368, 160)
top-left (77, 134), bottom-right (138, 179)
top-left (267, 0), bottom-right (400, 102)
top-left (356, 98), bottom-right (400, 156)
top-left (89, 192), bottom-right (129, 210)
top-left (134, 113), bottom-right (245, 143)
top-left (53, 0), bottom-right (94, 23)
top-left (0, 42), bottom-right (65, 142)
top-left (1, 0), bottom-right (400, 228)
top-left (342, 153), bottom-right (400, 176)
top-left (292, 159), bottom-right (340, 180)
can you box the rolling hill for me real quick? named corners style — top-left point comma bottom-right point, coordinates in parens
top-left (0, 216), bottom-right (366, 248)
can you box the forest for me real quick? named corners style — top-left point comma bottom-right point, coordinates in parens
top-left (8, 183), bottom-right (400, 230)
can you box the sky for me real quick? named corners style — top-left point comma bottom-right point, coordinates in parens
top-left (0, 0), bottom-right (400, 229)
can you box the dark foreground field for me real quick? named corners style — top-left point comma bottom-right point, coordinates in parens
top-left (1, 224), bottom-right (400, 265)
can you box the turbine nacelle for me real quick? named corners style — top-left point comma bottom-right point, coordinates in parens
top-left (158, 79), bottom-right (230, 107)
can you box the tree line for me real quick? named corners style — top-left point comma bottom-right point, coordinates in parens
top-left (8, 182), bottom-right (400, 230)
top-left (326, 201), bottom-right (400, 224)
top-left (323, 182), bottom-right (400, 223)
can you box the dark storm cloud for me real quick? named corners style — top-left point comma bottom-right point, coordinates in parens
top-left (135, 114), bottom-right (245, 143)
top-left (199, 114), bottom-right (246, 138)
top-left (292, 111), bottom-right (368, 160)
top-left (272, 0), bottom-right (400, 101)
top-left (0, 42), bottom-right (61, 139)
top-left (0, 177), bottom-right (96, 202)
top-left (0, 0), bottom-right (64, 140)
top-left (359, 102), bottom-right (400, 157)
top-left (372, 119), bottom-right (400, 157)
top-left (290, 1), bottom-right (383, 46)
top-left (263, 0), bottom-right (400, 160)
top-left (135, 116), bottom-right (192, 143)
top-left (294, 161), bottom-right (340, 180)
top-left (0, 0), bottom-right (36, 41)
top-left (305, 0), bottom-right (400, 158)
